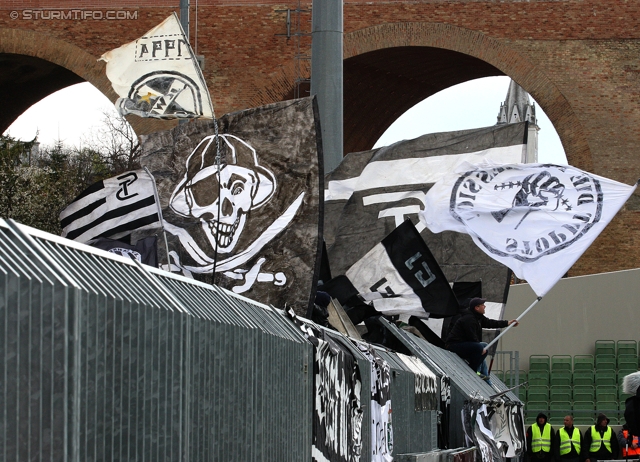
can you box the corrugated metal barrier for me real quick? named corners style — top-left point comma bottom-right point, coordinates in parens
top-left (0, 220), bottom-right (312, 462)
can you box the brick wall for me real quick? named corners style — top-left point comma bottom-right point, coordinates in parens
top-left (1, 0), bottom-right (640, 276)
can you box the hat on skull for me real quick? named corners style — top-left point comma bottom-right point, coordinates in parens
top-left (170, 134), bottom-right (276, 218)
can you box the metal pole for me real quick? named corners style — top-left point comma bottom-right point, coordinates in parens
top-left (311, 0), bottom-right (343, 174)
top-left (485, 296), bottom-right (542, 350)
top-left (143, 167), bottom-right (172, 271)
top-left (180, 0), bottom-right (189, 38)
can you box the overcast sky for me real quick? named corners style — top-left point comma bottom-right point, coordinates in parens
top-left (5, 75), bottom-right (567, 164)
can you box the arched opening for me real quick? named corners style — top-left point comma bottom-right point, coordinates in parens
top-left (343, 46), bottom-right (503, 155)
top-left (5, 82), bottom-right (121, 147)
top-left (0, 53), bottom-right (84, 135)
top-left (342, 24), bottom-right (591, 171)
top-left (374, 76), bottom-right (568, 165)
top-left (0, 29), bottom-right (175, 140)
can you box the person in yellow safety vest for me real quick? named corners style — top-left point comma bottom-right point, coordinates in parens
top-left (526, 413), bottom-right (555, 462)
top-left (555, 415), bottom-right (582, 462)
top-left (582, 413), bottom-right (620, 462)
top-left (618, 424), bottom-right (640, 459)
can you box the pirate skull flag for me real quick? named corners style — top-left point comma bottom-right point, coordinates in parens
top-left (421, 162), bottom-right (638, 296)
top-left (136, 97), bottom-right (323, 313)
top-left (100, 13), bottom-right (214, 119)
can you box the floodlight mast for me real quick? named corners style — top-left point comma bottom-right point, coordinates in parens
top-left (180, 0), bottom-right (189, 38)
top-left (311, 0), bottom-right (343, 174)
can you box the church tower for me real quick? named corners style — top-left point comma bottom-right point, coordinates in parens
top-left (496, 80), bottom-right (539, 163)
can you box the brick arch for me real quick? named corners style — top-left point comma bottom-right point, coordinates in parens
top-left (0, 28), bottom-right (173, 137)
top-left (343, 23), bottom-right (592, 169)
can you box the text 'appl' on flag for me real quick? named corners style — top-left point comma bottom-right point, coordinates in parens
top-left (338, 219), bottom-right (459, 319)
top-left (59, 169), bottom-right (161, 244)
top-left (99, 13), bottom-right (214, 120)
top-left (420, 162), bottom-right (638, 297)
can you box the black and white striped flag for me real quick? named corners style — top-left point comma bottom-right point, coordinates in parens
top-left (59, 169), bottom-right (161, 244)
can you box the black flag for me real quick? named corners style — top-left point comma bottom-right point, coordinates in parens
top-left (89, 236), bottom-right (158, 267)
top-left (343, 220), bottom-right (459, 318)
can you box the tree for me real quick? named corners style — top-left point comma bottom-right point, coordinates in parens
top-left (0, 135), bottom-right (37, 223)
top-left (0, 111), bottom-right (143, 235)
top-left (82, 111), bottom-right (141, 174)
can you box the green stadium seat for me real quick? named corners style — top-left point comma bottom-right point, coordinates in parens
top-left (618, 355), bottom-right (638, 370)
top-left (573, 370), bottom-right (595, 386)
top-left (519, 386), bottom-right (527, 401)
top-left (529, 370), bottom-right (550, 386)
top-left (619, 369), bottom-right (637, 385)
top-left (573, 415), bottom-right (596, 425)
top-left (595, 385), bottom-right (617, 402)
top-left (595, 355), bottom-right (616, 371)
top-left (573, 387), bottom-right (595, 402)
top-left (550, 371), bottom-right (572, 387)
top-left (573, 401), bottom-right (596, 424)
top-left (549, 387), bottom-right (573, 401)
top-left (525, 413), bottom-right (541, 425)
top-left (595, 401), bottom-right (619, 422)
top-left (573, 384), bottom-right (595, 396)
top-left (530, 355), bottom-right (551, 372)
top-left (573, 355), bottom-right (595, 371)
top-left (595, 400), bottom-right (619, 409)
top-left (573, 400), bottom-right (595, 410)
top-left (505, 370), bottom-right (527, 387)
top-left (620, 388), bottom-right (633, 402)
top-left (526, 401), bottom-right (549, 423)
top-left (574, 370), bottom-right (595, 386)
top-left (550, 401), bottom-right (572, 423)
top-left (528, 385), bottom-right (550, 402)
top-left (595, 370), bottom-right (617, 386)
top-left (595, 340), bottom-right (616, 357)
top-left (617, 340), bottom-right (637, 357)
top-left (552, 355), bottom-right (573, 372)
top-left (574, 416), bottom-right (595, 425)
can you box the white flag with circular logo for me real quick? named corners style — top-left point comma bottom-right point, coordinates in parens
top-left (420, 162), bottom-right (638, 296)
top-left (100, 13), bottom-right (214, 119)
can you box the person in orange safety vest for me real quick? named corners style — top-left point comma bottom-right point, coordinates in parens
top-left (618, 424), bottom-right (640, 459)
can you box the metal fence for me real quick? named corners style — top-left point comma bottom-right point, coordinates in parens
top-left (0, 219), bottom-right (313, 462)
top-left (380, 318), bottom-right (522, 449)
top-left (375, 348), bottom-right (438, 455)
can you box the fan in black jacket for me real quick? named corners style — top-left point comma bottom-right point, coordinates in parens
top-left (445, 297), bottom-right (519, 373)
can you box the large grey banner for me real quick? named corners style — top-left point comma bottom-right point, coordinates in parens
top-left (324, 123), bottom-right (528, 303)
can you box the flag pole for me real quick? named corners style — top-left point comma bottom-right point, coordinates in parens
top-left (485, 296), bottom-right (542, 350)
top-left (144, 167), bottom-right (172, 272)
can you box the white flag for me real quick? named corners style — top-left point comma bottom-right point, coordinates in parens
top-left (420, 162), bottom-right (637, 296)
top-left (99, 13), bottom-right (214, 119)
top-left (59, 169), bottom-right (160, 244)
